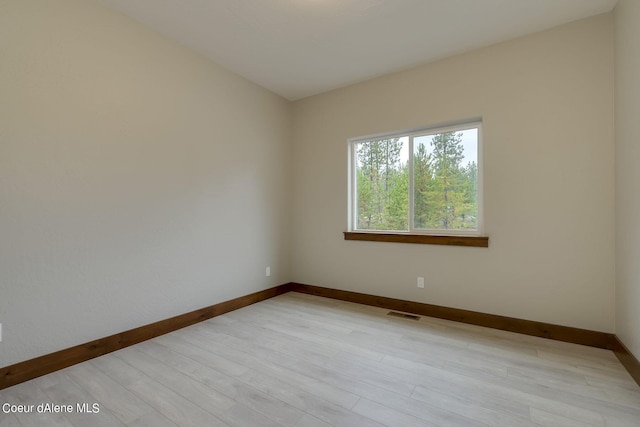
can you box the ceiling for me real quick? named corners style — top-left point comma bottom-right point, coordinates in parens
top-left (93, 0), bottom-right (618, 100)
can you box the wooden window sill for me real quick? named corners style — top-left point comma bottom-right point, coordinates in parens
top-left (343, 231), bottom-right (489, 247)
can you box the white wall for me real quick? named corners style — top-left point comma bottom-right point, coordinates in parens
top-left (615, 0), bottom-right (640, 357)
top-left (291, 14), bottom-right (615, 332)
top-left (0, 0), bottom-right (292, 366)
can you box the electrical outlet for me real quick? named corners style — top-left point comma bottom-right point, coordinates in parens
top-left (266, 267), bottom-right (271, 277)
top-left (417, 277), bottom-right (425, 288)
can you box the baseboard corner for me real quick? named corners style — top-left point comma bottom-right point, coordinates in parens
top-left (612, 335), bottom-right (640, 387)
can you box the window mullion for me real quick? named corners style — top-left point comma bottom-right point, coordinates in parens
top-left (408, 135), bottom-right (414, 233)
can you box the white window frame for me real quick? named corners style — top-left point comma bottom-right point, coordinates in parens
top-left (348, 119), bottom-right (483, 237)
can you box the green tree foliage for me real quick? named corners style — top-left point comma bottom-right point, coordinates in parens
top-left (356, 138), bottom-right (408, 230)
top-left (356, 131), bottom-right (477, 232)
top-left (413, 142), bottom-right (433, 229)
top-left (413, 131), bottom-right (477, 230)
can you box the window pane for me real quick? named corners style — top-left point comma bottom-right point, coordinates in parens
top-left (413, 128), bottom-right (478, 231)
top-left (355, 137), bottom-right (409, 231)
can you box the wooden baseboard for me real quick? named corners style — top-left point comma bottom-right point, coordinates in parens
top-left (4, 281), bottom-right (638, 391)
top-left (0, 284), bottom-right (291, 390)
top-left (291, 283), bottom-right (640, 387)
top-left (612, 335), bottom-right (640, 387)
top-left (289, 283), bottom-right (615, 350)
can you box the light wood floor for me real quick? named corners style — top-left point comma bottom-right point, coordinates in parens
top-left (1, 292), bottom-right (639, 427)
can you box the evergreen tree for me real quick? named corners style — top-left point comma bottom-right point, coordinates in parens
top-left (459, 161), bottom-right (478, 228)
top-left (413, 142), bottom-right (434, 229)
top-left (431, 132), bottom-right (464, 230)
top-left (356, 131), bottom-right (477, 231)
top-left (424, 131), bottom-right (468, 230)
top-left (387, 166), bottom-right (409, 230)
top-left (356, 138), bottom-right (407, 230)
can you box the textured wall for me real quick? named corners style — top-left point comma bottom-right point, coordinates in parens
top-left (615, 0), bottom-right (640, 358)
top-left (291, 14), bottom-right (615, 332)
top-left (0, 0), bottom-right (292, 366)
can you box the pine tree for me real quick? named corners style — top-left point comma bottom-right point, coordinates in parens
top-left (413, 142), bottom-right (433, 229)
top-left (459, 161), bottom-right (478, 229)
top-left (387, 166), bottom-right (409, 230)
top-left (356, 131), bottom-right (476, 231)
top-left (356, 138), bottom-right (407, 230)
top-left (426, 131), bottom-right (467, 230)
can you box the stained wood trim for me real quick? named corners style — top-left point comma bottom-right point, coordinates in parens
top-left (0, 283), bottom-right (292, 390)
top-left (4, 281), bottom-right (635, 391)
top-left (612, 336), bottom-right (640, 387)
top-left (289, 283), bottom-right (614, 349)
top-left (344, 231), bottom-right (489, 247)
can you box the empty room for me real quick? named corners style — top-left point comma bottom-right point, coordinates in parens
top-left (1, 0), bottom-right (639, 426)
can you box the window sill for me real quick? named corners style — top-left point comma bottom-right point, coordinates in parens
top-left (343, 231), bottom-right (489, 247)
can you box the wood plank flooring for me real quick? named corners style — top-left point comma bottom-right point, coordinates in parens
top-left (1, 292), bottom-right (638, 426)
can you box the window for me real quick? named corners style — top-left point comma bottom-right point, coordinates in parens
top-left (348, 120), bottom-right (485, 245)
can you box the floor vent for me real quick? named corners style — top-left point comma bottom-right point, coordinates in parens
top-left (387, 311), bottom-right (420, 321)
